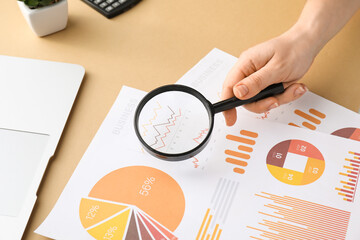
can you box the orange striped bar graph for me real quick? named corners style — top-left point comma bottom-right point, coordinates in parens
top-left (289, 108), bottom-right (326, 130)
top-left (248, 192), bottom-right (351, 240)
top-left (196, 209), bottom-right (222, 240)
top-left (349, 151), bottom-right (360, 157)
top-left (336, 151), bottom-right (360, 202)
top-left (225, 130), bottom-right (258, 175)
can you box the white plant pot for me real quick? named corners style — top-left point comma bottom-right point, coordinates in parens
top-left (18, 0), bottom-right (68, 37)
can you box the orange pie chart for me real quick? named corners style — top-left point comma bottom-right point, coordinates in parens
top-left (79, 166), bottom-right (185, 240)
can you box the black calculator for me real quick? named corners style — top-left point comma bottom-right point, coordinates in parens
top-left (82, 0), bottom-right (142, 19)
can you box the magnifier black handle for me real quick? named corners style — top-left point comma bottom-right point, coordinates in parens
top-left (213, 83), bottom-right (285, 114)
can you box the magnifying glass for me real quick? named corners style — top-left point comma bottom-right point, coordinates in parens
top-left (134, 83), bottom-right (284, 161)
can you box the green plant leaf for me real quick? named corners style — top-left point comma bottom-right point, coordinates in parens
top-left (40, 0), bottom-right (54, 6)
top-left (22, 0), bottom-right (60, 8)
top-left (24, 0), bottom-right (40, 8)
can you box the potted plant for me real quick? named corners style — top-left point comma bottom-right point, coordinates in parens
top-left (17, 0), bottom-right (68, 37)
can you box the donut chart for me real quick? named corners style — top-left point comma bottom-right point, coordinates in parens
top-left (331, 128), bottom-right (360, 142)
top-left (79, 166), bottom-right (185, 240)
top-left (266, 140), bottom-right (325, 185)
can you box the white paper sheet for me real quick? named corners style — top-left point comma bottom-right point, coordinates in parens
top-left (36, 85), bottom-right (360, 240)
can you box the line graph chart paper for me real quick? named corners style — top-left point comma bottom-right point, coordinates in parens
top-left (138, 91), bottom-right (210, 154)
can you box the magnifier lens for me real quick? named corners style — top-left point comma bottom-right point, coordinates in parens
top-left (138, 91), bottom-right (211, 154)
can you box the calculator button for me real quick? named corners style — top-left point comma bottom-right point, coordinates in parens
top-left (94, 0), bottom-right (102, 4)
top-left (112, 2), bottom-right (120, 7)
top-left (106, 0), bottom-right (114, 3)
top-left (105, 6), bottom-right (114, 11)
top-left (119, 0), bottom-right (126, 3)
top-left (99, 2), bottom-right (108, 8)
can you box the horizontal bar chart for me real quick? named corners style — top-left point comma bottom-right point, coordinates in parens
top-left (289, 108), bottom-right (326, 131)
top-left (224, 130), bottom-right (258, 174)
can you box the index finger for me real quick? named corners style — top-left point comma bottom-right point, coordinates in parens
top-left (221, 61), bottom-right (249, 126)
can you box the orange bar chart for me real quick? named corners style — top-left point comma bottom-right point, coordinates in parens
top-left (248, 192), bottom-right (351, 240)
top-left (196, 209), bottom-right (222, 240)
top-left (196, 178), bottom-right (239, 240)
top-left (336, 151), bottom-right (360, 202)
top-left (288, 108), bottom-right (326, 130)
top-left (225, 129), bottom-right (258, 174)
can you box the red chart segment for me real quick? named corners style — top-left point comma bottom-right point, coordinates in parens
top-left (266, 140), bottom-right (325, 185)
top-left (332, 128), bottom-right (360, 142)
top-left (140, 211), bottom-right (178, 240)
top-left (137, 211), bottom-right (170, 240)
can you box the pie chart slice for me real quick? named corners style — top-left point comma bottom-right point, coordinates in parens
top-left (266, 140), bottom-right (325, 185)
top-left (79, 198), bottom-right (129, 229)
top-left (87, 208), bottom-right (131, 240)
top-left (332, 128), bottom-right (360, 142)
top-left (139, 210), bottom-right (177, 240)
top-left (79, 166), bottom-right (184, 240)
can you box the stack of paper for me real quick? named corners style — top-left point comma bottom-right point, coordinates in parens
top-left (36, 49), bottom-right (360, 240)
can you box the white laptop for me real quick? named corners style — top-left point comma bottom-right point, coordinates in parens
top-left (0, 55), bottom-right (84, 239)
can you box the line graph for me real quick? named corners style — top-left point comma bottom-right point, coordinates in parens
top-left (148, 106), bottom-right (175, 146)
top-left (149, 106), bottom-right (182, 149)
top-left (193, 128), bottom-right (209, 144)
top-left (142, 102), bottom-right (162, 137)
top-left (192, 157), bottom-right (200, 168)
top-left (138, 91), bottom-right (211, 154)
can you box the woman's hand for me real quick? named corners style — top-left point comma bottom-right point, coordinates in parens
top-left (221, 0), bottom-right (360, 126)
top-left (221, 29), bottom-right (317, 126)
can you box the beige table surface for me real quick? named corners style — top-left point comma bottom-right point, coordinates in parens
top-left (1, 0), bottom-right (360, 239)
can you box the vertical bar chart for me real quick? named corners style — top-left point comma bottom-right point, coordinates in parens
top-left (248, 192), bottom-right (351, 240)
top-left (196, 178), bottom-right (239, 240)
top-left (336, 151), bottom-right (360, 202)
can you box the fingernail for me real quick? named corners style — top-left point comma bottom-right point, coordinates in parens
top-left (268, 102), bottom-right (279, 110)
top-left (294, 86), bottom-right (307, 97)
top-left (235, 84), bottom-right (249, 98)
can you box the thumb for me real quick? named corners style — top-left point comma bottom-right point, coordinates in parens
top-left (233, 65), bottom-right (277, 99)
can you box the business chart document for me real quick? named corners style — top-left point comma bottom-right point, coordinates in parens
top-left (37, 49), bottom-right (360, 239)
top-left (36, 86), bottom-right (360, 240)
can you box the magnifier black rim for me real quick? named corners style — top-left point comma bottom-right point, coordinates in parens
top-left (134, 84), bottom-right (214, 161)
